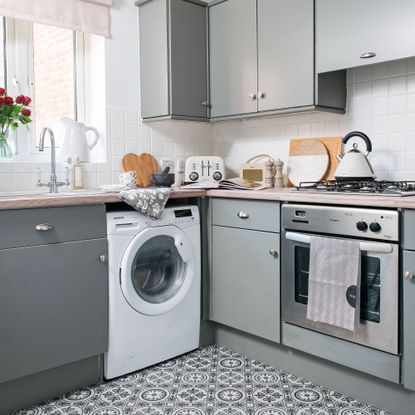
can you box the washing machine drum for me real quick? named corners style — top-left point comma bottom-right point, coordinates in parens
top-left (120, 226), bottom-right (195, 315)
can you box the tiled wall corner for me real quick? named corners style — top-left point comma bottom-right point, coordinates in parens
top-left (212, 57), bottom-right (415, 181)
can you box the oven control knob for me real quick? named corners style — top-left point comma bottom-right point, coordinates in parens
top-left (356, 221), bottom-right (368, 231)
top-left (213, 171), bottom-right (223, 181)
top-left (369, 222), bottom-right (382, 233)
top-left (189, 171), bottom-right (199, 182)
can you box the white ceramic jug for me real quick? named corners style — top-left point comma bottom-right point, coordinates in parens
top-left (59, 117), bottom-right (100, 162)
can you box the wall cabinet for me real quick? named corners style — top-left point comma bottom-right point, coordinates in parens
top-left (209, 0), bottom-right (346, 120)
top-left (316, 0), bottom-right (415, 73)
top-left (0, 205), bottom-right (108, 413)
top-left (210, 198), bottom-right (280, 343)
top-left (138, 0), bottom-right (208, 121)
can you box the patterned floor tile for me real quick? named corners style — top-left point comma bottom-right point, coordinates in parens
top-left (11, 345), bottom-right (391, 415)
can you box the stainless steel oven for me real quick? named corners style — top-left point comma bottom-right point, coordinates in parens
top-left (281, 204), bottom-right (399, 355)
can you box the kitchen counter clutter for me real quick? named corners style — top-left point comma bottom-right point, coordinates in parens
top-left (5, 186), bottom-right (415, 210)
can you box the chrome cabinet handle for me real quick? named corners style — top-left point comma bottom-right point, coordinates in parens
top-left (258, 92), bottom-right (265, 99)
top-left (35, 223), bottom-right (54, 231)
top-left (248, 93), bottom-right (257, 101)
top-left (405, 271), bottom-right (414, 281)
top-left (99, 255), bottom-right (108, 264)
top-left (237, 211), bottom-right (249, 219)
top-left (201, 101), bottom-right (210, 107)
top-left (269, 249), bottom-right (278, 257)
top-left (360, 52), bottom-right (376, 59)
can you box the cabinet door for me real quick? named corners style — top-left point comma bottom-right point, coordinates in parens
top-left (170, 0), bottom-right (208, 118)
top-left (316, 0), bottom-right (415, 73)
top-left (257, 0), bottom-right (314, 111)
top-left (403, 250), bottom-right (415, 391)
top-left (209, 0), bottom-right (257, 118)
top-left (139, 0), bottom-right (169, 118)
top-left (212, 226), bottom-right (280, 342)
top-left (0, 239), bottom-right (108, 383)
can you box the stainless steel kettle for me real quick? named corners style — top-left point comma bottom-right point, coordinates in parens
top-left (335, 131), bottom-right (375, 181)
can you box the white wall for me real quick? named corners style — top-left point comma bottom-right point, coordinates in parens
top-left (212, 58), bottom-right (415, 181)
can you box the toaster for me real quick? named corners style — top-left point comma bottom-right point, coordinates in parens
top-left (185, 156), bottom-right (226, 183)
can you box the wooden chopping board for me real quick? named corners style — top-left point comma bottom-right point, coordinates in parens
top-left (288, 141), bottom-right (329, 187)
top-left (289, 137), bottom-right (343, 184)
top-left (122, 153), bottom-right (158, 187)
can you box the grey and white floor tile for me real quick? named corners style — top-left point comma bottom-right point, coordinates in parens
top-left (11, 345), bottom-right (391, 415)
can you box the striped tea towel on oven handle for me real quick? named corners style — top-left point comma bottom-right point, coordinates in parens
top-left (306, 235), bottom-right (361, 331)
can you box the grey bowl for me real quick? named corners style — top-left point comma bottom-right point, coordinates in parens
top-left (151, 173), bottom-right (175, 187)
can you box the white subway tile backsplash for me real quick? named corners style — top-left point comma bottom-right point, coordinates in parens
top-left (110, 108), bottom-right (125, 125)
top-left (111, 123), bottom-right (125, 141)
top-left (389, 76), bottom-right (407, 95)
top-left (372, 62), bottom-right (390, 80)
top-left (371, 79), bottom-right (389, 97)
top-left (372, 97), bottom-right (388, 115)
top-left (355, 65), bottom-right (372, 82)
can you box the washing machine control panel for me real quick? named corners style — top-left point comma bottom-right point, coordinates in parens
top-left (107, 205), bottom-right (200, 234)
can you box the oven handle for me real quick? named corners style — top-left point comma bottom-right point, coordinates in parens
top-left (285, 232), bottom-right (393, 254)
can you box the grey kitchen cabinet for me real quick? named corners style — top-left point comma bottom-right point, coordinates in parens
top-left (211, 199), bottom-right (280, 343)
top-left (0, 205), bottom-right (108, 412)
top-left (257, 0), bottom-right (314, 111)
top-left (209, 0), bottom-right (258, 118)
top-left (209, 0), bottom-right (346, 120)
top-left (138, 0), bottom-right (208, 121)
top-left (402, 209), bottom-right (415, 391)
top-left (403, 250), bottom-right (415, 391)
top-left (316, 0), bottom-right (415, 73)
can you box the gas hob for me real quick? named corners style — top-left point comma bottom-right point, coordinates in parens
top-left (296, 180), bottom-right (415, 197)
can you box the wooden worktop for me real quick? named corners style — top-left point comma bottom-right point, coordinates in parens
top-left (207, 188), bottom-right (415, 209)
top-left (0, 188), bottom-right (207, 210)
top-left (2, 186), bottom-right (415, 210)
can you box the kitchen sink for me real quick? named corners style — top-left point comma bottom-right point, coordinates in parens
top-left (0, 188), bottom-right (107, 198)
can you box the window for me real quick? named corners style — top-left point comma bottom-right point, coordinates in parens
top-left (2, 17), bottom-right (106, 161)
top-left (32, 23), bottom-right (76, 143)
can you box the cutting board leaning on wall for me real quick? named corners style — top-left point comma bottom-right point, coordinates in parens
top-left (288, 137), bottom-right (343, 186)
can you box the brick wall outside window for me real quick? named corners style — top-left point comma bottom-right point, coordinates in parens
top-left (33, 23), bottom-right (75, 145)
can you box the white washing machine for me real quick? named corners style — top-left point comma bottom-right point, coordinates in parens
top-left (104, 205), bottom-right (201, 379)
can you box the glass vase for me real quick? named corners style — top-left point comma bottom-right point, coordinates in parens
top-left (0, 130), bottom-right (13, 159)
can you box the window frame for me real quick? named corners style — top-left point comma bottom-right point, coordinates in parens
top-left (2, 17), bottom-right (90, 162)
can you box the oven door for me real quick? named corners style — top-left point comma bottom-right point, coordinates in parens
top-left (281, 230), bottom-right (399, 354)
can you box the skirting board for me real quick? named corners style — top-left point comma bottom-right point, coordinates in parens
top-left (0, 355), bottom-right (102, 415)
top-left (213, 323), bottom-right (415, 415)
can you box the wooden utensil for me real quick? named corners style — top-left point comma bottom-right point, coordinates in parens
top-left (288, 140), bottom-right (329, 187)
top-left (289, 137), bottom-right (343, 182)
top-left (121, 153), bottom-right (159, 187)
top-left (136, 153), bottom-right (158, 187)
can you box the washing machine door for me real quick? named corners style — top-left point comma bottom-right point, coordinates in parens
top-left (120, 225), bottom-right (195, 316)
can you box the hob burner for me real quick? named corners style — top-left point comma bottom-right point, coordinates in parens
top-left (296, 180), bottom-right (415, 196)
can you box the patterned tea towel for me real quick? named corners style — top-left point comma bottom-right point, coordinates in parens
top-left (119, 187), bottom-right (171, 219)
top-left (306, 235), bottom-right (361, 331)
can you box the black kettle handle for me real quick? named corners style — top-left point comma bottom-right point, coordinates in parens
top-left (343, 131), bottom-right (372, 153)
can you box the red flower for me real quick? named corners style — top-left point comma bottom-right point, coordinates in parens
top-left (21, 108), bottom-right (31, 117)
top-left (0, 88), bottom-right (5, 96)
top-left (16, 95), bottom-right (25, 104)
top-left (24, 96), bottom-right (32, 106)
top-left (4, 97), bottom-right (13, 106)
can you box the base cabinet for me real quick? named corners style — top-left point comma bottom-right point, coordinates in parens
top-left (0, 205), bottom-right (108, 414)
top-left (403, 250), bottom-right (415, 391)
top-left (211, 199), bottom-right (280, 342)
